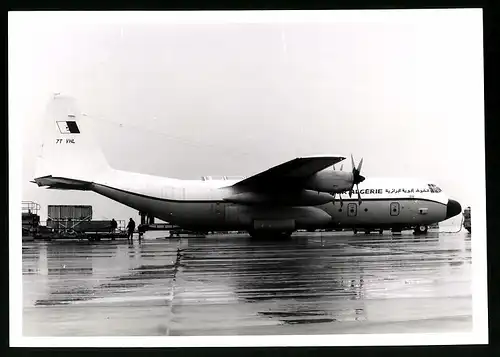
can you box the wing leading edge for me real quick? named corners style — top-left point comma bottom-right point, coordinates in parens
top-left (231, 155), bottom-right (346, 192)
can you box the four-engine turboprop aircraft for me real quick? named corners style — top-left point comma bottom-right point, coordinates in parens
top-left (32, 96), bottom-right (462, 238)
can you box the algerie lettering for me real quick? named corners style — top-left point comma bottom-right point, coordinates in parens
top-left (339, 186), bottom-right (441, 195)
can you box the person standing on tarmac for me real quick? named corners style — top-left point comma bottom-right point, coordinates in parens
top-left (138, 224), bottom-right (146, 242)
top-left (110, 218), bottom-right (118, 241)
top-left (110, 218), bottom-right (117, 233)
top-left (127, 218), bottom-right (136, 243)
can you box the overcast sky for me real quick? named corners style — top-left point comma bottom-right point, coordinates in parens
top-left (10, 10), bottom-right (484, 223)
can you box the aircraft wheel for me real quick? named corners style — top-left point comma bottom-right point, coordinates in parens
top-left (414, 225), bottom-right (428, 235)
top-left (379, 229), bottom-right (383, 234)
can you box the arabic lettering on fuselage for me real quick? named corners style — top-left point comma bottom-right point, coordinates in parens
top-left (340, 184), bottom-right (441, 195)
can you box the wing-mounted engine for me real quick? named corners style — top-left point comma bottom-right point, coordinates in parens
top-left (303, 170), bottom-right (354, 194)
top-left (299, 155), bottom-right (365, 195)
top-left (303, 155), bottom-right (366, 205)
top-left (225, 155), bottom-right (366, 206)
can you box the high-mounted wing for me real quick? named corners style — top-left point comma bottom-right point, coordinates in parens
top-left (231, 155), bottom-right (345, 192)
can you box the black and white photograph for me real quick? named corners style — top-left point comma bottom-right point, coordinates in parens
top-left (9, 9), bottom-right (487, 346)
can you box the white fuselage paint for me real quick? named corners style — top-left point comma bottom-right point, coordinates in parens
top-left (36, 96), bottom-right (456, 232)
top-left (89, 168), bottom-right (449, 231)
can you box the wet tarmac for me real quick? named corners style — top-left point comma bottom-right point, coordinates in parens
top-left (22, 230), bottom-right (472, 336)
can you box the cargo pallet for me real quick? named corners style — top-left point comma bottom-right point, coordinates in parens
top-left (23, 204), bottom-right (132, 241)
top-left (34, 229), bottom-right (130, 241)
top-left (36, 219), bottom-right (129, 241)
top-left (36, 231), bottom-right (129, 241)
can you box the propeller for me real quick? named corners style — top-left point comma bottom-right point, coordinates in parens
top-left (349, 154), bottom-right (365, 205)
top-left (332, 158), bottom-right (361, 208)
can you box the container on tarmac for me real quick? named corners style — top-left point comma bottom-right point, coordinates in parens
top-left (47, 205), bottom-right (92, 221)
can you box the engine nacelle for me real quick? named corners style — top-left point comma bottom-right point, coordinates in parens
top-left (223, 189), bottom-right (334, 206)
top-left (303, 170), bottom-right (354, 194)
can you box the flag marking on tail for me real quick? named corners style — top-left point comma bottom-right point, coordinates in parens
top-left (57, 121), bottom-right (80, 134)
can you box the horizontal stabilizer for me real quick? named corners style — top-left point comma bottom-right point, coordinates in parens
top-left (33, 175), bottom-right (92, 190)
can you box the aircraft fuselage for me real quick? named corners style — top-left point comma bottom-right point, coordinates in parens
top-left (33, 95), bottom-right (462, 236)
top-left (86, 169), bottom-right (458, 232)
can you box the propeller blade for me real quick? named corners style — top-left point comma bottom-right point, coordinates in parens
top-left (357, 183), bottom-right (362, 205)
top-left (350, 155), bottom-right (365, 185)
top-left (332, 165), bottom-right (336, 171)
top-left (357, 158), bottom-right (363, 173)
top-left (340, 164), bottom-right (343, 171)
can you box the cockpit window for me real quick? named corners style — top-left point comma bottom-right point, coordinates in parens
top-left (427, 184), bottom-right (442, 193)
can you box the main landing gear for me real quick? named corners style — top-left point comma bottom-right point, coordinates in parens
top-left (413, 225), bottom-right (428, 235)
top-left (247, 230), bottom-right (293, 240)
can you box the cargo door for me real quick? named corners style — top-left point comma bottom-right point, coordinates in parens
top-left (212, 202), bottom-right (225, 222)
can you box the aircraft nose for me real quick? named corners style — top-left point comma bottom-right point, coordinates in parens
top-left (446, 199), bottom-right (462, 219)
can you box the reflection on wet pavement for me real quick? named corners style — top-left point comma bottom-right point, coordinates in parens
top-left (22, 231), bottom-right (472, 336)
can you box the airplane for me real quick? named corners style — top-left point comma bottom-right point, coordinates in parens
top-left (32, 95), bottom-right (462, 239)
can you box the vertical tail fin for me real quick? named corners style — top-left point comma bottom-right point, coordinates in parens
top-left (34, 95), bottom-right (110, 183)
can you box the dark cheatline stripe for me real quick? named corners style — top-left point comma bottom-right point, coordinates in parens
top-left (66, 121), bottom-right (80, 134)
top-left (92, 182), bottom-right (446, 206)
